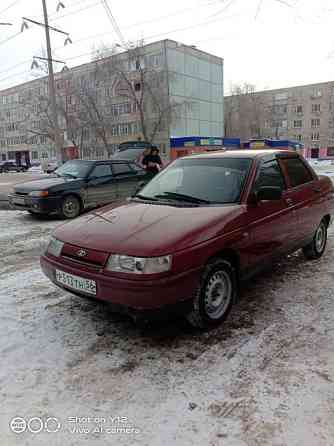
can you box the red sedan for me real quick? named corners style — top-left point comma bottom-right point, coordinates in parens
top-left (41, 150), bottom-right (334, 328)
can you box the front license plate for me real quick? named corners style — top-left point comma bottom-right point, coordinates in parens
top-left (55, 269), bottom-right (97, 296)
top-left (13, 197), bottom-right (25, 205)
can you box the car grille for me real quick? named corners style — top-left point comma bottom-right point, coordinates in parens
top-left (15, 191), bottom-right (29, 196)
top-left (61, 243), bottom-right (109, 270)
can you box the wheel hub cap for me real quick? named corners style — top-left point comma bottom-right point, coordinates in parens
top-left (204, 271), bottom-right (232, 319)
top-left (315, 223), bottom-right (326, 252)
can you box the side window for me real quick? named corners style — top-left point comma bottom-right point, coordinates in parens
top-left (91, 164), bottom-right (112, 178)
top-left (112, 163), bottom-right (133, 175)
top-left (281, 158), bottom-right (313, 188)
top-left (253, 160), bottom-right (286, 192)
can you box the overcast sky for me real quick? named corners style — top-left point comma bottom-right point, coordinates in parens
top-left (0, 0), bottom-right (334, 93)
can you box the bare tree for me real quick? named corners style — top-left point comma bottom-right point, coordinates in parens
top-left (224, 83), bottom-right (263, 140)
top-left (88, 41), bottom-right (187, 145)
top-left (20, 41), bottom-right (189, 158)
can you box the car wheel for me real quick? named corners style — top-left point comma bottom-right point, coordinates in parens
top-left (187, 258), bottom-right (236, 329)
top-left (302, 219), bottom-right (328, 260)
top-left (61, 195), bottom-right (81, 219)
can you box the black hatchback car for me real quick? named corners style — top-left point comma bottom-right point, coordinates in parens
top-left (8, 159), bottom-right (151, 218)
top-left (0, 161), bottom-right (27, 173)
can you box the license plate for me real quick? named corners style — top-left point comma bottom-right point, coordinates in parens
top-left (13, 197), bottom-right (25, 205)
top-left (55, 269), bottom-right (97, 296)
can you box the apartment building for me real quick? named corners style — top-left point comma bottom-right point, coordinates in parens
top-left (0, 39), bottom-right (224, 164)
top-left (224, 81), bottom-right (334, 158)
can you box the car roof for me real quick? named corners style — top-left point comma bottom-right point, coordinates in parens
top-left (65, 159), bottom-right (135, 164)
top-left (186, 149), bottom-right (298, 160)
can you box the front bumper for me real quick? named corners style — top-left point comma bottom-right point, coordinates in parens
top-left (40, 254), bottom-right (201, 313)
top-left (8, 194), bottom-right (61, 214)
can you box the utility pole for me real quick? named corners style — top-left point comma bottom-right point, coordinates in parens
top-left (41, 0), bottom-right (64, 165)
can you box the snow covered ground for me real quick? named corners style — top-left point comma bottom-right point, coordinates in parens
top-left (1, 210), bottom-right (334, 446)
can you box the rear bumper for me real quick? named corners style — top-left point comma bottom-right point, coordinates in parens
top-left (40, 254), bottom-right (201, 313)
top-left (8, 194), bottom-right (61, 214)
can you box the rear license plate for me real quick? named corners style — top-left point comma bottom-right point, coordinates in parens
top-left (55, 269), bottom-right (97, 296)
top-left (13, 197), bottom-right (25, 205)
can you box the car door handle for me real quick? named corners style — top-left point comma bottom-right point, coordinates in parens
top-left (285, 198), bottom-right (294, 206)
top-left (313, 187), bottom-right (321, 193)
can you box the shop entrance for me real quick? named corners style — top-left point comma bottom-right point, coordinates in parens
top-left (14, 151), bottom-right (31, 167)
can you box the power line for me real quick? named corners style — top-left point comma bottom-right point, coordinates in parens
top-left (100, 0), bottom-right (126, 46)
top-left (0, 0), bottom-right (99, 49)
top-left (49, 0), bottom-right (100, 22)
top-left (0, 0), bottom-right (234, 82)
top-left (0, 30), bottom-right (21, 46)
top-left (0, 0), bottom-right (21, 16)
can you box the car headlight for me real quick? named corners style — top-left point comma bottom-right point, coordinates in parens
top-left (106, 254), bottom-right (172, 274)
top-left (46, 237), bottom-right (64, 257)
top-left (29, 190), bottom-right (49, 197)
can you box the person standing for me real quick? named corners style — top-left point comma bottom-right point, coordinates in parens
top-left (142, 147), bottom-right (163, 176)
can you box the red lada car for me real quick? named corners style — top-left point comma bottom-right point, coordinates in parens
top-left (41, 150), bottom-right (334, 328)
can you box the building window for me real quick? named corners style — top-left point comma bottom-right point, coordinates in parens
top-left (311, 132), bottom-right (320, 141)
top-left (111, 102), bottom-right (132, 117)
top-left (312, 90), bottom-right (322, 98)
top-left (312, 104), bottom-right (321, 113)
top-left (275, 92), bottom-right (288, 101)
top-left (134, 82), bottom-right (141, 92)
top-left (31, 151), bottom-right (39, 160)
top-left (82, 128), bottom-right (90, 140)
top-left (118, 123), bottom-right (130, 136)
top-left (327, 147), bottom-right (334, 157)
top-left (293, 120), bottom-right (303, 128)
top-left (294, 105), bottom-right (303, 114)
top-left (311, 118), bottom-right (320, 128)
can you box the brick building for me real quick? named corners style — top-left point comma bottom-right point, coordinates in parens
top-left (0, 39), bottom-right (224, 164)
top-left (225, 81), bottom-right (334, 159)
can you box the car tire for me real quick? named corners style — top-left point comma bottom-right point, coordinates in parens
top-left (302, 219), bottom-right (328, 260)
top-left (186, 258), bottom-right (237, 329)
top-left (61, 195), bottom-right (81, 219)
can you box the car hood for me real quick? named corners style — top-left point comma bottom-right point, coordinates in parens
top-left (14, 176), bottom-right (79, 193)
top-left (54, 201), bottom-right (246, 256)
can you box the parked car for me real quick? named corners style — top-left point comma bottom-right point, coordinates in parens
top-left (9, 159), bottom-right (151, 218)
top-left (0, 161), bottom-right (27, 173)
top-left (27, 163), bottom-right (43, 174)
top-left (45, 162), bottom-right (58, 174)
top-left (40, 150), bottom-right (334, 328)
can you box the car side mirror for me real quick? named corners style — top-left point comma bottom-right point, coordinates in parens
top-left (257, 186), bottom-right (282, 201)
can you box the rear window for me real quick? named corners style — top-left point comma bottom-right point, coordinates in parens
top-left (281, 157), bottom-right (313, 187)
top-left (253, 159), bottom-right (286, 191)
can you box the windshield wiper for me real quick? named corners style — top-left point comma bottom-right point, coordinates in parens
top-left (61, 173), bottom-right (78, 179)
top-left (134, 194), bottom-right (158, 201)
top-left (154, 192), bottom-right (210, 204)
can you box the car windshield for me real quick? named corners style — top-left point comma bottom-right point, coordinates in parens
top-left (55, 160), bottom-right (93, 179)
top-left (138, 157), bottom-right (252, 204)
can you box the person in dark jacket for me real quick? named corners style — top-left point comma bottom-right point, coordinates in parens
top-left (142, 147), bottom-right (163, 175)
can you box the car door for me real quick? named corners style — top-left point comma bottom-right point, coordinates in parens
top-left (86, 163), bottom-right (117, 207)
top-left (245, 157), bottom-right (299, 271)
top-left (279, 156), bottom-right (323, 244)
top-left (112, 162), bottom-right (148, 200)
